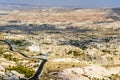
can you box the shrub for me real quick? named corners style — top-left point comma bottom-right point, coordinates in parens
top-left (3, 53), bottom-right (19, 62)
top-left (3, 54), bottom-right (12, 60)
top-left (10, 40), bottom-right (31, 50)
top-left (0, 48), bottom-right (3, 55)
top-left (11, 40), bottom-right (31, 47)
top-left (12, 58), bottom-right (19, 62)
top-left (67, 50), bottom-right (80, 56)
top-left (6, 65), bottom-right (35, 78)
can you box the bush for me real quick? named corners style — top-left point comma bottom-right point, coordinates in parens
top-left (6, 65), bottom-right (35, 78)
top-left (67, 50), bottom-right (80, 56)
top-left (3, 54), bottom-right (12, 60)
top-left (3, 53), bottom-right (19, 62)
top-left (0, 48), bottom-right (3, 55)
top-left (10, 40), bottom-right (31, 50)
top-left (11, 40), bottom-right (31, 47)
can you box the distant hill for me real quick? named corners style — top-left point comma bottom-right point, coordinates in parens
top-left (0, 2), bottom-right (39, 10)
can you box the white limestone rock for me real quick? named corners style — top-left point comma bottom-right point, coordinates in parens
top-left (58, 65), bottom-right (120, 79)
top-left (27, 44), bottom-right (40, 53)
top-left (51, 58), bottom-right (80, 63)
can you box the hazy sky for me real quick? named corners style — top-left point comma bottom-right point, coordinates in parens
top-left (0, 0), bottom-right (120, 8)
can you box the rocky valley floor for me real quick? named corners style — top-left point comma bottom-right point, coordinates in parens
top-left (0, 8), bottom-right (120, 80)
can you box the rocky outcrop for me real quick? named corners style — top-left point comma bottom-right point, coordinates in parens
top-left (56, 65), bottom-right (120, 80)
